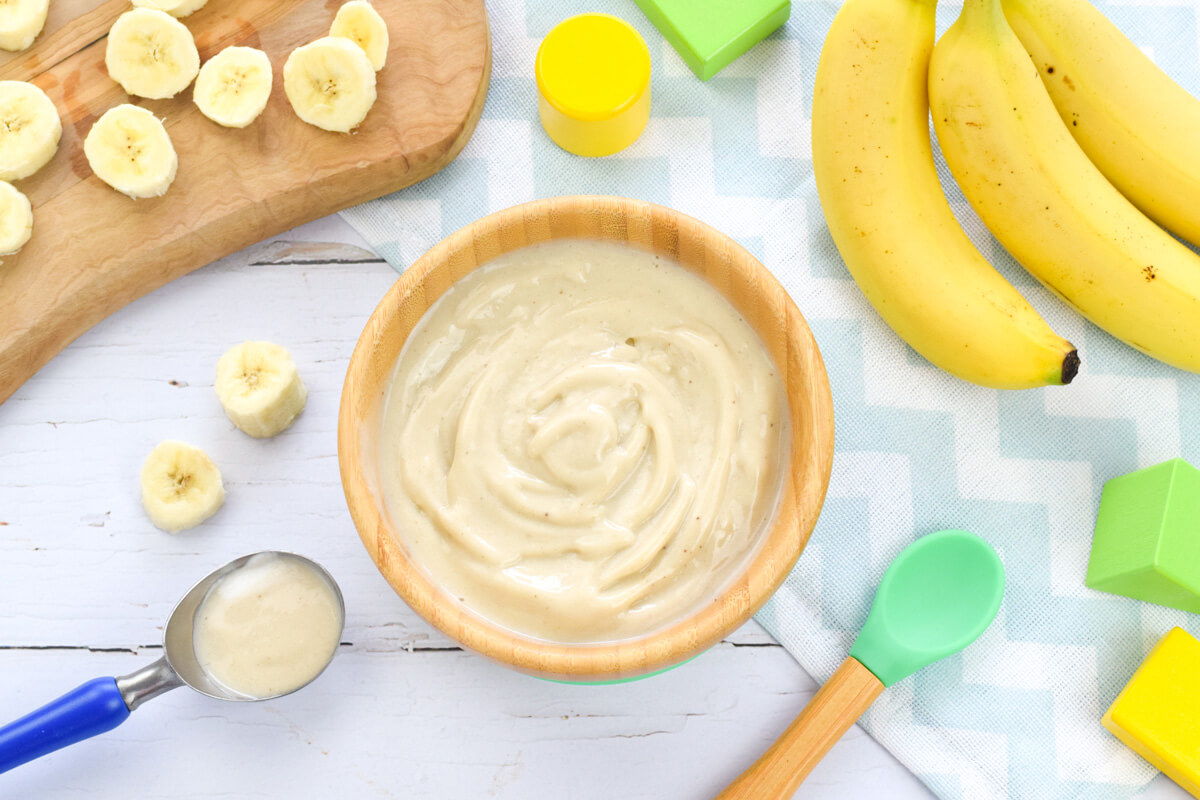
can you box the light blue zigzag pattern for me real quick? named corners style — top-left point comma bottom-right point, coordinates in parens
top-left (341, 1), bottom-right (1200, 798)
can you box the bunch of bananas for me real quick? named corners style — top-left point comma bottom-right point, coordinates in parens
top-left (812, 0), bottom-right (1200, 388)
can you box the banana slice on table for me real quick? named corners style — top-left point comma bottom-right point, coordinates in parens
top-left (0, 0), bottom-right (49, 51)
top-left (84, 104), bottom-right (178, 198)
top-left (132, 0), bottom-right (208, 19)
top-left (141, 441), bottom-right (225, 533)
top-left (105, 8), bottom-right (200, 99)
top-left (330, 0), bottom-right (389, 71)
top-left (0, 180), bottom-right (32, 257)
top-left (0, 80), bottom-right (61, 181)
top-left (215, 341), bottom-right (307, 438)
top-left (283, 36), bottom-right (377, 132)
top-left (194, 46), bottom-right (273, 128)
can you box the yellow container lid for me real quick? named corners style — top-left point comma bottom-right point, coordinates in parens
top-left (536, 14), bottom-right (652, 157)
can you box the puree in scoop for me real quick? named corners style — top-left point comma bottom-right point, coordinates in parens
top-left (378, 239), bottom-right (789, 643)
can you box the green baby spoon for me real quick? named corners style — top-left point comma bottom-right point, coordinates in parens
top-left (716, 529), bottom-right (1005, 800)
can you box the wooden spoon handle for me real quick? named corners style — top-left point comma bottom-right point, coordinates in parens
top-left (715, 656), bottom-right (885, 800)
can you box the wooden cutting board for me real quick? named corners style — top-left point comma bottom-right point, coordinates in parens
top-left (0, 0), bottom-right (490, 405)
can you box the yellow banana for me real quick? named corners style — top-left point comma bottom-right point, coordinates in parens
top-left (1003, 0), bottom-right (1200, 248)
top-left (929, 0), bottom-right (1200, 374)
top-left (812, 0), bottom-right (1077, 389)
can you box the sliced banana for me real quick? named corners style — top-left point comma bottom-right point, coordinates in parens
top-left (194, 46), bottom-right (273, 128)
top-left (105, 8), bottom-right (200, 99)
top-left (0, 180), bottom-right (32, 257)
top-left (84, 104), bottom-right (178, 198)
top-left (0, 0), bottom-right (49, 52)
top-left (0, 80), bottom-right (62, 181)
top-left (215, 341), bottom-right (307, 438)
top-left (140, 441), bottom-right (225, 533)
top-left (132, 0), bottom-right (208, 19)
top-left (283, 36), bottom-right (376, 133)
top-left (330, 0), bottom-right (389, 71)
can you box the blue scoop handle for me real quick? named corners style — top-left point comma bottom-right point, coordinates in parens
top-left (0, 678), bottom-right (130, 774)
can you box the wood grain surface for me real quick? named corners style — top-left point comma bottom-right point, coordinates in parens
top-left (0, 0), bottom-right (490, 406)
top-left (715, 656), bottom-right (886, 799)
top-left (338, 195), bottom-right (837, 682)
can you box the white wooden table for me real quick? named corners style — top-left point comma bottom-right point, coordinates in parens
top-left (0, 217), bottom-right (1184, 799)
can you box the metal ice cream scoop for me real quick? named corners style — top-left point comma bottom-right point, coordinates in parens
top-left (0, 551), bottom-right (344, 774)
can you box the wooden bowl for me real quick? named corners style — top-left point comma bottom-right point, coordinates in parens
top-left (338, 195), bottom-right (834, 681)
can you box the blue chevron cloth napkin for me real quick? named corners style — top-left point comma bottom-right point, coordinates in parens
top-left (340, 1), bottom-right (1200, 797)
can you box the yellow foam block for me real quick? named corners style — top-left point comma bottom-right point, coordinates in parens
top-left (1103, 628), bottom-right (1200, 797)
top-left (535, 14), bottom-right (651, 157)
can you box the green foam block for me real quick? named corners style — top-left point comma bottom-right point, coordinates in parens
top-left (633, 0), bottom-right (791, 81)
top-left (1087, 458), bottom-right (1200, 614)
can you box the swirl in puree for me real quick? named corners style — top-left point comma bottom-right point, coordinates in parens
top-left (378, 240), bottom-right (789, 642)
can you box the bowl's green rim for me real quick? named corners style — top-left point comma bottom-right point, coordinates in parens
top-left (537, 651), bottom-right (704, 685)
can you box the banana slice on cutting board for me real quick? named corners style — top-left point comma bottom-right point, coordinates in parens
top-left (0, 0), bottom-right (49, 52)
top-left (106, 8), bottom-right (200, 99)
top-left (283, 36), bottom-right (377, 132)
top-left (132, 0), bottom-right (208, 19)
top-left (0, 80), bottom-right (62, 181)
top-left (330, 0), bottom-right (389, 71)
top-left (84, 104), bottom-right (178, 198)
top-left (194, 46), bottom-right (273, 128)
top-left (0, 180), bottom-right (32, 257)
top-left (141, 441), bottom-right (225, 533)
top-left (215, 341), bottom-right (307, 438)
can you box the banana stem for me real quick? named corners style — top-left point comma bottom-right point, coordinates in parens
top-left (959, 0), bottom-right (1005, 30)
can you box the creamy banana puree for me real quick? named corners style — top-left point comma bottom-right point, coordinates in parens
top-left (379, 240), bottom-right (789, 643)
top-left (193, 554), bottom-right (342, 698)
